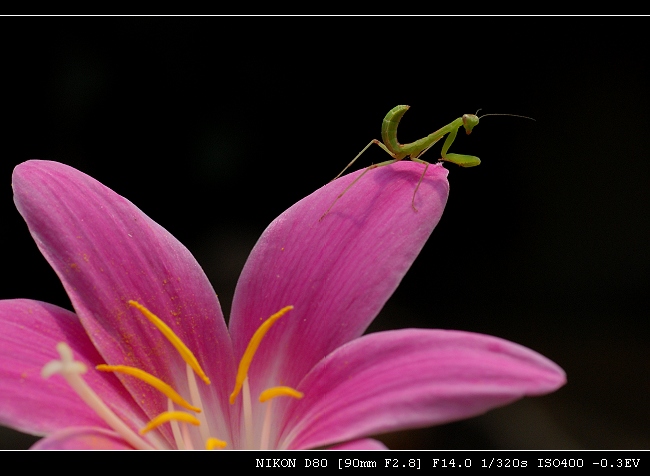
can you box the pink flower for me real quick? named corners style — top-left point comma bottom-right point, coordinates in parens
top-left (0, 160), bottom-right (565, 449)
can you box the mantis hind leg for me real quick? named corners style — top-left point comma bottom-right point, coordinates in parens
top-left (320, 157), bottom-right (399, 221)
top-left (330, 139), bottom-right (395, 182)
top-left (410, 159), bottom-right (430, 212)
top-left (407, 136), bottom-right (441, 212)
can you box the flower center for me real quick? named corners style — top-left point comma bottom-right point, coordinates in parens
top-left (228, 305), bottom-right (304, 449)
top-left (42, 301), bottom-right (302, 449)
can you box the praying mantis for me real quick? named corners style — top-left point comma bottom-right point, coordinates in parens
top-left (320, 105), bottom-right (534, 220)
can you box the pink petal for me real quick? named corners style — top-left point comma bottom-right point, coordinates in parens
top-left (12, 161), bottom-right (236, 428)
top-left (31, 427), bottom-right (133, 449)
top-left (329, 438), bottom-right (388, 450)
top-left (279, 329), bottom-right (566, 449)
top-left (230, 161), bottom-right (449, 394)
top-left (0, 299), bottom-right (149, 437)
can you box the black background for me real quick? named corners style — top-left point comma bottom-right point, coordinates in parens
top-left (1, 17), bottom-right (648, 449)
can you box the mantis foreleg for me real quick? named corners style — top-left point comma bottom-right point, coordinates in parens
top-left (438, 125), bottom-right (481, 167)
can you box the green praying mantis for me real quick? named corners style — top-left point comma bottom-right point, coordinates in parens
top-left (320, 105), bottom-right (534, 220)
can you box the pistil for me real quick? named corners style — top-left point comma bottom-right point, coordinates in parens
top-left (42, 342), bottom-right (155, 450)
top-left (43, 301), bottom-right (302, 449)
top-left (43, 300), bottom-right (221, 449)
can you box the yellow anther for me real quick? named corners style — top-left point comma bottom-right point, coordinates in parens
top-left (139, 411), bottom-right (200, 435)
top-left (259, 386), bottom-right (304, 403)
top-left (229, 305), bottom-right (294, 404)
top-left (96, 364), bottom-right (201, 413)
top-left (205, 437), bottom-right (228, 450)
top-left (128, 300), bottom-right (211, 385)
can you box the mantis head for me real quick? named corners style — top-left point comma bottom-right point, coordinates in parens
top-left (461, 114), bottom-right (480, 135)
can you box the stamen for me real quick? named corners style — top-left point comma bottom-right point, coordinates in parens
top-left (229, 305), bottom-right (294, 404)
top-left (180, 372), bottom-right (229, 451)
top-left (186, 363), bottom-right (211, 443)
top-left (242, 377), bottom-right (254, 449)
top-left (182, 423), bottom-right (195, 450)
top-left (42, 342), bottom-right (155, 450)
top-left (259, 386), bottom-right (304, 403)
top-left (128, 300), bottom-right (210, 385)
top-left (206, 438), bottom-right (228, 450)
top-left (259, 386), bottom-right (303, 450)
top-left (140, 411), bottom-right (200, 435)
top-left (96, 364), bottom-right (201, 413)
top-left (168, 398), bottom-right (185, 450)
